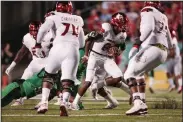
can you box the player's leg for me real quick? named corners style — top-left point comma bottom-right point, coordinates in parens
top-left (94, 59), bottom-right (129, 94)
top-left (97, 87), bottom-right (119, 109)
top-left (124, 46), bottom-right (167, 115)
top-left (148, 70), bottom-right (155, 93)
top-left (59, 46), bottom-right (80, 116)
top-left (11, 66), bottom-right (34, 106)
top-left (37, 50), bottom-right (61, 114)
top-left (165, 59), bottom-right (176, 92)
top-left (1, 79), bottom-right (25, 107)
top-left (72, 52), bottom-right (97, 109)
top-left (136, 75), bottom-right (148, 114)
top-left (173, 59), bottom-right (182, 93)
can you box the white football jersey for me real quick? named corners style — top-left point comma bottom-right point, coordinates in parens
top-left (140, 6), bottom-right (170, 48)
top-left (92, 23), bottom-right (127, 55)
top-left (23, 31), bottom-right (54, 59)
top-left (45, 12), bottom-right (84, 47)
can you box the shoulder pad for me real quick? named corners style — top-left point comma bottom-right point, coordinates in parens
top-left (102, 23), bottom-right (112, 32)
top-left (141, 8), bottom-right (153, 12)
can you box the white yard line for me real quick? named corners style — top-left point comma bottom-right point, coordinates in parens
top-left (2, 113), bottom-right (181, 117)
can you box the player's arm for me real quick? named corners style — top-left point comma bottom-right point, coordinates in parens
top-left (78, 27), bottom-right (85, 48)
top-left (129, 11), bottom-right (155, 59)
top-left (5, 44), bottom-right (29, 75)
top-left (166, 24), bottom-right (173, 49)
top-left (36, 19), bottom-right (54, 44)
top-left (140, 10), bottom-right (155, 43)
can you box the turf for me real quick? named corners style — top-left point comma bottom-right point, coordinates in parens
top-left (2, 88), bottom-right (182, 122)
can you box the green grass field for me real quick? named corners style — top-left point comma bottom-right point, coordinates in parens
top-left (2, 88), bottom-right (182, 122)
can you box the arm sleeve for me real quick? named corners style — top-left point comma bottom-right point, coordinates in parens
top-left (140, 12), bottom-right (155, 42)
top-left (37, 19), bottom-right (54, 43)
top-left (78, 27), bottom-right (85, 48)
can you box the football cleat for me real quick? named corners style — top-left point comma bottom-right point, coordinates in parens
top-left (60, 103), bottom-right (68, 117)
top-left (37, 102), bottom-right (48, 114)
top-left (178, 86), bottom-right (182, 94)
top-left (104, 102), bottom-right (118, 109)
top-left (71, 103), bottom-right (80, 110)
top-left (11, 99), bottom-right (24, 106)
top-left (34, 101), bottom-right (42, 110)
top-left (126, 99), bottom-right (146, 116)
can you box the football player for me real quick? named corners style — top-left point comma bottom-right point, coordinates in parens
top-left (5, 21), bottom-right (54, 106)
top-left (124, 1), bottom-right (173, 115)
top-left (72, 12), bottom-right (130, 110)
top-left (35, 1), bottom-right (85, 116)
top-left (165, 29), bottom-right (182, 93)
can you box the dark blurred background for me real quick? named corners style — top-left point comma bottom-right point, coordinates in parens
top-left (1, 1), bottom-right (183, 87)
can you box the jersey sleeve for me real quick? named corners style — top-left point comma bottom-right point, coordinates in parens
top-left (101, 23), bottom-right (113, 41)
top-left (37, 18), bottom-right (55, 43)
top-left (78, 27), bottom-right (85, 48)
top-left (22, 34), bottom-right (29, 47)
top-left (140, 11), bottom-right (155, 42)
top-left (166, 17), bottom-right (173, 49)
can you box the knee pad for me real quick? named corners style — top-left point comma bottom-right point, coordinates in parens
top-left (43, 71), bottom-right (58, 85)
top-left (61, 80), bottom-right (75, 92)
top-left (126, 78), bottom-right (137, 88)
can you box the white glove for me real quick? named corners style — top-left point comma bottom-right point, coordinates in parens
top-left (5, 61), bottom-right (16, 76)
top-left (128, 47), bottom-right (138, 59)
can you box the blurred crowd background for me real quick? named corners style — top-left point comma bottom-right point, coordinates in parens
top-left (1, 1), bottom-right (183, 89)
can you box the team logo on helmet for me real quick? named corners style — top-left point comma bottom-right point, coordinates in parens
top-left (56, 1), bottom-right (73, 14)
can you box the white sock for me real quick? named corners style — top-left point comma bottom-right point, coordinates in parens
top-left (104, 94), bottom-right (117, 105)
top-left (41, 88), bottom-right (50, 103)
top-left (168, 78), bottom-right (175, 88)
top-left (15, 97), bottom-right (24, 103)
top-left (73, 93), bottom-right (81, 105)
top-left (139, 93), bottom-right (145, 100)
top-left (62, 92), bottom-right (71, 103)
top-left (178, 78), bottom-right (182, 87)
top-left (149, 77), bottom-right (154, 88)
top-left (119, 82), bottom-right (130, 95)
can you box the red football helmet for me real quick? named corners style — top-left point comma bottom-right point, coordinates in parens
top-left (110, 12), bottom-right (129, 33)
top-left (29, 21), bottom-right (42, 39)
top-left (56, 1), bottom-right (73, 14)
top-left (144, 1), bottom-right (161, 9)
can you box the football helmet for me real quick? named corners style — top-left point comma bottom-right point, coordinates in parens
top-left (144, 1), bottom-right (161, 9)
top-left (29, 21), bottom-right (42, 39)
top-left (110, 12), bottom-right (129, 33)
top-left (56, 1), bottom-right (73, 14)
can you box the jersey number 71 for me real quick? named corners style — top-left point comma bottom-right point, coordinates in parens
top-left (61, 23), bottom-right (79, 37)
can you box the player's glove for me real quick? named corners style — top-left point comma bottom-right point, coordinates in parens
top-left (87, 31), bottom-right (103, 41)
top-left (5, 61), bottom-right (16, 76)
top-left (32, 43), bottom-right (46, 58)
top-left (81, 55), bottom-right (89, 64)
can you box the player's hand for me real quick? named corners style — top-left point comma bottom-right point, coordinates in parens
top-left (5, 62), bottom-right (16, 76)
top-left (81, 55), bottom-right (88, 64)
top-left (32, 43), bottom-right (46, 58)
top-left (129, 47), bottom-right (138, 59)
